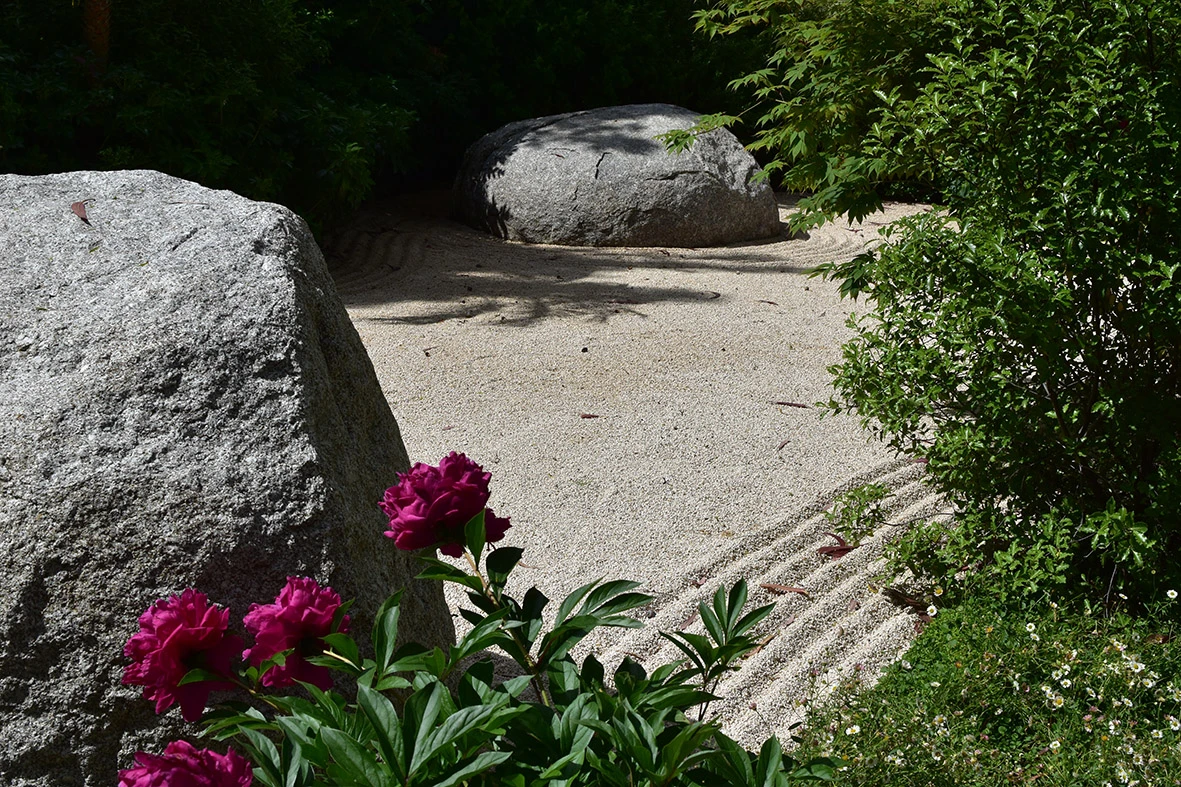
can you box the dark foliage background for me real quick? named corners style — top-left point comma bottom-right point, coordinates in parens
top-left (0, 0), bottom-right (763, 232)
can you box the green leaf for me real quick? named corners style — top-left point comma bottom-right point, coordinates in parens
top-left (711, 731), bottom-right (756, 786)
top-left (321, 727), bottom-right (393, 787)
top-left (331, 599), bottom-right (354, 633)
top-left (485, 546), bottom-right (524, 591)
top-left (447, 608), bottom-right (513, 669)
top-left (177, 667), bottom-right (230, 686)
top-left (415, 557), bottom-right (485, 592)
top-left (733, 602), bottom-right (776, 639)
top-left (413, 702), bottom-right (508, 773)
top-left (698, 595), bottom-right (726, 646)
top-left (356, 683), bottom-right (406, 782)
top-left (432, 751), bottom-right (513, 787)
top-left (725, 580), bottom-right (750, 632)
top-left (580, 579), bottom-right (644, 614)
top-left (322, 632), bottom-right (360, 668)
top-left (405, 681), bottom-right (446, 774)
top-left (372, 591), bottom-right (402, 676)
top-left (555, 579), bottom-right (602, 627)
top-left (464, 509), bottom-right (486, 565)
top-left (755, 736), bottom-right (784, 787)
top-left (237, 726), bottom-right (285, 787)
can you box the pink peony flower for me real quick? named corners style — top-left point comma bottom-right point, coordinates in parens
top-left (123, 589), bottom-right (242, 722)
top-left (379, 451), bottom-right (510, 557)
top-left (242, 576), bottom-right (349, 690)
top-left (119, 740), bottom-right (253, 787)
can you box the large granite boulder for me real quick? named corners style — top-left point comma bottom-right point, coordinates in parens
top-left (0, 171), bottom-right (454, 786)
top-left (455, 103), bottom-right (781, 247)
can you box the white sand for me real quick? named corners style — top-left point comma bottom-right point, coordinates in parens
top-left (324, 193), bottom-right (949, 748)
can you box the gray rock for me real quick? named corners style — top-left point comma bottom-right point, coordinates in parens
top-left (0, 171), bottom-right (454, 786)
top-left (455, 103), bottom-right (781, 247)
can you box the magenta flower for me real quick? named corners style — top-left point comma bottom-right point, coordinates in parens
top-left (119, 740), bottom-right (253, 787)
top-left (123, 589), bottom-right (242, 722)
top-left (242, 577), bottom-right (349, 690)
top-left (379, 451), bottom-right (511, 557)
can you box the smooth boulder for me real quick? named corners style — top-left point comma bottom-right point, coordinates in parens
top-left (455, 103), bottom-right (781, 247)
top-left (0, 171), bottom-right (454, 787)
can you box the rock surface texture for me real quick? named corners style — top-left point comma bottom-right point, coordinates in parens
top-left (0, 171), bottom-right (453, 787)
top-left (455, 103), bottom-right (781, 247)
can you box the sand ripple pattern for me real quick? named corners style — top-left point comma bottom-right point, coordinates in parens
top-left (596, 457), bottom-right (950, 749)
top-left (325, 194), bottom-right (940, 752)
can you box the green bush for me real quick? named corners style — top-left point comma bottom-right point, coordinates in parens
top-left (817, 0), bottom-right (1181, 600)
top-left (0, 1), bottom-right (417, 231)
top-left (677, 0), bottom-right (951, 228)
top-left (792, 592), bottom-right (1181, 786)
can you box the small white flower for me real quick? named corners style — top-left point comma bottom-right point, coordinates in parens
top-left (934, 586), bottom-right (944, 596)
top-left (900, 660), bottom-right (912, 670)
top-left (1151, 729), bottom-right (1163, 739)
top-left (1167, 589), bottom-right (1178, 600)
top-left (1168, 715), bottom-right (1179, 731)
top-left (1061, 678), bottom-right (1073, 689)
top-left (1049, 740), bottom-right (1061, 751)
top-left (927, 604), bottom-right (938, 617)
top-left (1026, 623), bottom-right (1037, 632)
top-left (932, 715), bottom-right (947, 726)
top-left (845, 725), bottom-right (860, 736)
top-left (930, 681), bottom-right (941, 688)
top-left (1030, 632), bottom-right (1041, 641)
top-left (1127, 659), bottom-right (1146, 674)
top-left (1051, 694), bottom-right (1065, 709)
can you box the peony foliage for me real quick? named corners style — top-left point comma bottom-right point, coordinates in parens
top-left (119, 455), bottom-right (839, 786)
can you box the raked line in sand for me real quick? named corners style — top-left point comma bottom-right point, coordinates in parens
top-left (324, 192), bottom-right (951, 749)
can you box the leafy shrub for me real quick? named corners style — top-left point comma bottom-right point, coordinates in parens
top-left (818, 0), bottom-right (1181, 601)
top-left (670, 0), bottom-right (951, 228)
top-left (822, 483), bottom-right (891, 547)
top-left (0, 1), bottom-right (417, 232)
top-left (791, 592), bottom-right (1181, 785)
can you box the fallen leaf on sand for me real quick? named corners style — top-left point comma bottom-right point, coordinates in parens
top-left (748, 631), bottom-right (778, 656)
top-left (760, 583), bottom-right (810, 598)
top-left (579, 413), bottom-right (600, 419)
top-left (71, 201), bottom-right (90, 224)
top-left (773, 401), bottom-right (811, 409)
top-left (817, 532), bottom-right (857, 559)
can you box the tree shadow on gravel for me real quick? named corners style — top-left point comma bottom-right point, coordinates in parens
top-left (319, 193), bottom-right (857, 328)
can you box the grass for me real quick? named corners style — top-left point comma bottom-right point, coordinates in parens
top-left (788, 590), bottom-right (1181, 785)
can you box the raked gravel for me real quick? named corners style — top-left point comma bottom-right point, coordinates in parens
top-left (324, 193), bottom-right (950, 749)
